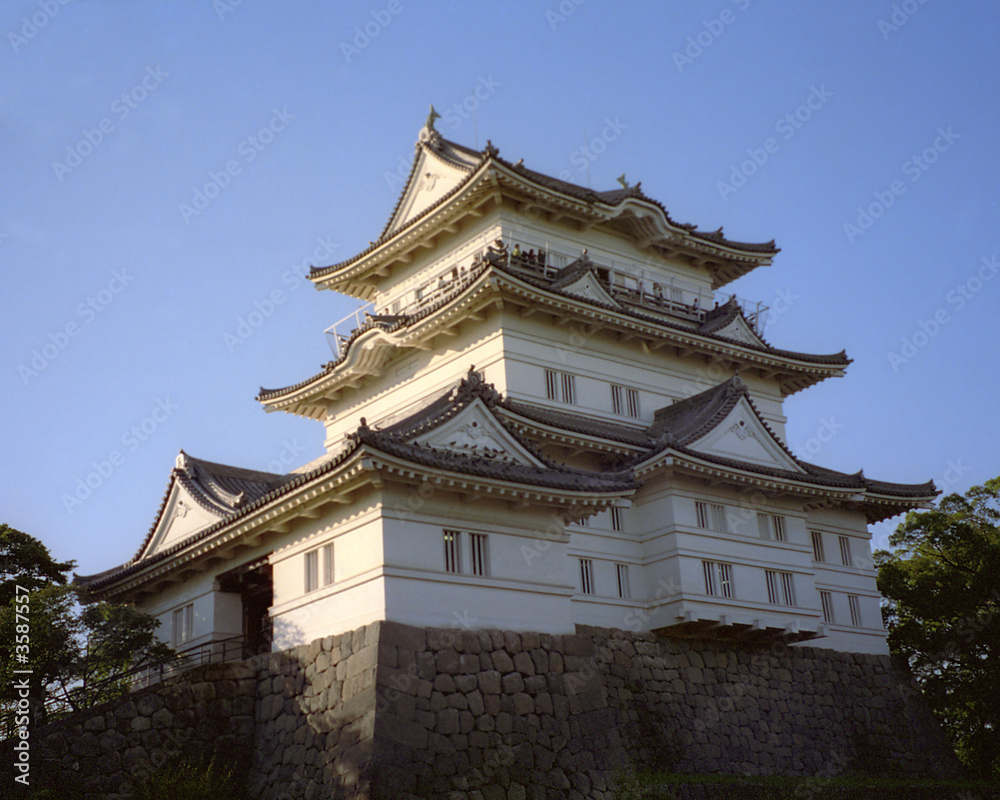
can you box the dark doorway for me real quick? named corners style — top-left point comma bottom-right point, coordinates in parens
top-left (218, 558), bottom-right (273, 657)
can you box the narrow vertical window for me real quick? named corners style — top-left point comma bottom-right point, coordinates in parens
top-left (322, 543), bottom-right (335, 586)
top-left (173, 604), bottom-right (193, 647)
top-left (443, 529), bottom-right (461, 573)
top-left (820, 591), bottom-right (835, 624)
top-left (561, 372), bottom-right (575, 404)
top-left (765, 570), bottom-right (780, 604)
top-left (710, 504), bottom-right (728, 533)
top-left (616, 563), bottom-right (630, 599)
top-left (696, 501), bottom-right (710, 529)
top-left (757, 513), bottom-right (771, 540)
top-left (780, 572), bottom-right (796, 606)
top-left (580, 559), bottom-right (594, 594)
top-left (811, 530), bottom-right (825, 562)
top-left (839, 536), bottom-right (852, 567)
top-left (611, 384), bottom-right (624, 415)
top-left (772, 515), bottom-right (786, 543)
top-left (470, 533), bottom-right (489, 577)
top-left (610, 507), bottom-right (624, 532)
top-left (545, 369), bottom-right (558, 401)
top-left (703, 561), bottom-right (734, 598)
top-left (304, 549), bottom-right (319, 593)
top-left (758, 514), bottom-right (786, 542)
top-left (848, 595), bottom-right (862, 627)
top-left (627, 387), bottom-right (640, 418)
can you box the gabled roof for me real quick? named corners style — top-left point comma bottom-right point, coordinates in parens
top-left (309, 124), bottom-right (779, 294)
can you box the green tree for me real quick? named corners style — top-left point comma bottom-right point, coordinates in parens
top-left (875, 477), bottom-right (1000, 778)
top-left (0, 527), bottom-right (173, 724)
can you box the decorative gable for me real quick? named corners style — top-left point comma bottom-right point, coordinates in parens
top-left (713, 315), bottom-right (766, 347)
top-left (687, 397), bottom-right (803, 472)
top-left (139, 482), bottom-right (222, 560)
top-left (558, 270), bottom-right (622, 308)
top-left (384, 134), bottom-right (477, 236)
top-left (410, 397), bottom-right (546, 467)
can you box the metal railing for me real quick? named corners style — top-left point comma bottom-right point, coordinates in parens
top-left (1, 635), bottom-right (248, 740)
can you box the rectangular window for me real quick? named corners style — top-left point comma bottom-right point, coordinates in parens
top-left (322, 543), bottom-right (334, 586)
top-left (616, 563), bottom-right (630, 599)
top-left (703, 561), bottom-right (734, 598)
top-left (839, 536), bottom-right (852, 567)
top-left (304, 549), bottom-right (319, 593)
top-left (820, 591), bottom-right (835, 624)
top-left (765, 570), bottom-right (796, 606)
top-left (757, 513), bottom-right (786, 542)
top-left (173, 604), bottom-right (193, 647)
top-left (544, 369), bottom-right (576, 404)
top-left (611, 385), bottom-right (640, 418)
top-left (848, 594), bottom-right (862, 627)
top-left (470, 533), bottom-right (489, 577)
top-left (610, 507), bottom-right (624, 532)
top-left (811, 530), bottom-right (825, 562)
top-left (695, 501), bottom-right (727, 532)
top-left (443, 529), bottom-right (461, 573)
top-left (580, 559), bottom-right (594, 595)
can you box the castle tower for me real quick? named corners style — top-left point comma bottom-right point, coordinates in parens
top-left (81, 119), bottom-right (936, 656)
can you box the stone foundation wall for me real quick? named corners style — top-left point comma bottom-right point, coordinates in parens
top-left (2, 622), bottom-right (963, 799)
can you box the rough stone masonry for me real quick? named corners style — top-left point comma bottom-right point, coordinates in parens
top-left (2, 621), bottom-right (964, 799)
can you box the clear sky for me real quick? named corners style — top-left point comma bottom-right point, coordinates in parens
top-left (2, 1), bottom-right (998, 577)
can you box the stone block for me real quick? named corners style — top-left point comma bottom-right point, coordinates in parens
top-left (381, 620), bottom-right (426, 652)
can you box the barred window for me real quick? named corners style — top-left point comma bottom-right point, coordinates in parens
top-left (765, 570), bottom-right (795, 606)
top-left (580, 559), bottom-right (594, 595)
top-left (703, 561), bottom-right (734, 598)
top-left (615, 563), bottom-right (630, 599)
top-left (811, 530), bottom-right (825, 562)
top-left (470, 533), bottom-right (489, 577)
top-left (848, 595), bottom-right (862, 627)
top-left (443, 529), bottom-right (461, 573)
top-left (304, 549), bottom-right (319, 593)
top-left (610, 507), bottom-right (624, 532)
top-left (544, 369), bottom-right (576, 404)
top-left (696, 502), bottom-right (728, 532)
top-left (757, 513), bottom-right (786, 542)
top-left (611, 384), bottom-right (640, 418)
top-left (839, 536), bottom-right (852, 567)
top-left (820, 591), bottom-right (835, 624)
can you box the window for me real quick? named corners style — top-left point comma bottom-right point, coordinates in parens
top-left (443, 529), bottom-right (461, 573)
top-left (848, 595), bottom-right (862, 627)
top-left (757, 513), bottom-right (786, 542)
top-left (173, 604), bottom-right (193, 647)
top-left (580, 559), bottom-right (594, 595)
top-left (470, 533), bottom-right (489, 577)
top-left (323, 543), bottom-right (334, 586)
top-left (610, 507), bottom-right (624, 532)
top-left (703, 561), bottom-right (734, 598)
top-left (811, 530), bottom-right (825, 562)
top-left (611, 384), bottom-right (640, 418)
top-left (305, 543), bottom-right (334, 592)
top-left (616, 564), bottom-right (630, 599)
top-left (696, 501), bottom-right (728, 532)
top-left (304, 549), bottom-right (319, 593)
top-left (839, 536), bottom-right (852, 567)
top-left (820, 591), bottom-right (835, 624)
top-left (765, 570), bottom-right (795, 606)
top-left (544, 369), bottom-right (576, 404)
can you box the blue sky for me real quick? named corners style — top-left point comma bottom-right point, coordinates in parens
top-left (2, 1), bottom-right (998, 576)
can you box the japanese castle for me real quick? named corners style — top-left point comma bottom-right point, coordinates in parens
top-left (81, 117), bottom-right (936, 656)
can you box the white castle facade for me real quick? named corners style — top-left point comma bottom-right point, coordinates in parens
top-left (82, 119), bottom-right (935, 656)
